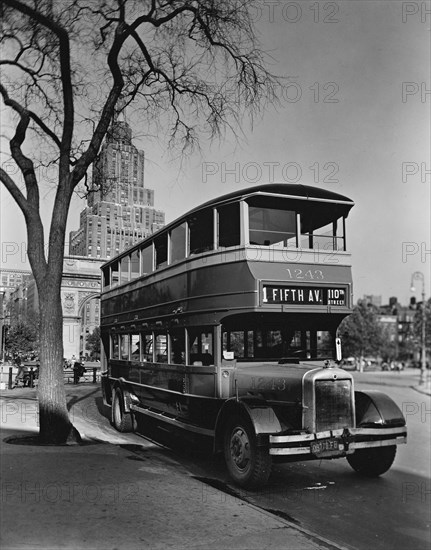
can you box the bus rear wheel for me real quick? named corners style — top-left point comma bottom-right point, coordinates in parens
top-left (223, 416), bottom-right (271, 488)
top-left (112, 388), bottom-right (133, 433)
top-left (347, 445), bottom-right (396, 477)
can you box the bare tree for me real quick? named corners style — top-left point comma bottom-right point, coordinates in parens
top-left (0, 0), bottom-right (282, 443)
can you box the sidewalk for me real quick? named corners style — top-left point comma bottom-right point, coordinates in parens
top-left (0, 387), bottom-right (346, 550)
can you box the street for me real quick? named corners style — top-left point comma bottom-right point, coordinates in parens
top-left (61, 368), bottom-right (431, 550)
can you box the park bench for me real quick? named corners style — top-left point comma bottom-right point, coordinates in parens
top-left (64, 365), bottom-right (101, 384)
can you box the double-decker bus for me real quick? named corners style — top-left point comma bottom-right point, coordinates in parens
top-left (100, 184), bottom-right (406, 488)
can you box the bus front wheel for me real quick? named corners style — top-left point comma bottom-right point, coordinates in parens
top-left (223, 416), bottom-right (271, 488)
top-left (112, 388), bottom-right (133, 433)
top-left (346, 445), bottom-right (396, 477)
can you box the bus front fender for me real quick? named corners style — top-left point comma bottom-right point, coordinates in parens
top-left (214, 397), bottom-right (282, 453)
top-left (355, 390), bottom-right (406, 427)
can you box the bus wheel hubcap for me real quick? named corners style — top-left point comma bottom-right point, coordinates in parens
top-left (230, 428), bottom-right (250, 469)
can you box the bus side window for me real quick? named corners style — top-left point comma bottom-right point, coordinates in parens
top-left (155, 333), bottom-right (168, 363)
top-left (120, 334), bottom-right (130, 360)
top-left (111, 334), bottom-right (119, 359)
top-left (223, 330), bottom-right (245, 358)
top-left (170, 329), bottom-right (185, 365)
top-left (131, 334), bottom-right (141, 361)
top-left (189, 328), bottom-right (214, 365)
top-left (143, 333), bottom-right (153, 362)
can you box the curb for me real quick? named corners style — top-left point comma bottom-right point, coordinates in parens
top-left (221, 499), bottom-right (352, 550)
top-left (410, 384), bottom-right (431, 397)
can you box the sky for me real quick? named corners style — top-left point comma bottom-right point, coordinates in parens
top-left (1, 0), bottom-right (430, 306)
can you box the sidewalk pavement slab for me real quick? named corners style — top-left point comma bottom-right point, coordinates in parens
top-left (1, 388), bottom-right (346, 550)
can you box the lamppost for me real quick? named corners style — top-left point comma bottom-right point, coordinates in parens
top-left (410, 271), bottom-right (427, 385)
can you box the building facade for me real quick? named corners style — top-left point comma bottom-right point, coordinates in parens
top-left (0, 270), bottom-right (32, 344)
top-left (0, 269), bottom-right (32, 301)
top-left (69, 120), bottom-right (165, 259)
top-left (363, 294), bottom-right (421, 362)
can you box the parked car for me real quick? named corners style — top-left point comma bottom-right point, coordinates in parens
top-left (341, 357), bottom-right (356, 370)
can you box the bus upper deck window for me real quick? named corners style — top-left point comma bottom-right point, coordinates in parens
top-left (111, 261), bottom-right (119, 286)
top-left (218, 203), bottom-right (240, 248)
top-left (189, 209), bottom-right (214, 255)
top-left (312, 222), bottom-right (336, 251)
top-left (170, 223), bottom-right (186, 263)
top-left (300, 213), bottom-right (345, 251)
top-left (249, 206), bottom-right (296, 247)
top-left (130, 250), bottom-right (140, 279)
top-left (155, 234), bottom-right (167, 270)
top-left (141, 245), bottom-right (153, 275)
top-left (120, 256), bottom-right (130, 284)
top-left (102, 267), bottom-right (110, 289)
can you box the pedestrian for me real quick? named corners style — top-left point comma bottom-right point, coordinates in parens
top-left (73, 359), bottom-right (82, 384)
top-left (79, 360), bottom-right (86, 380)
top-left (13, 354), bottom-right (25, 388)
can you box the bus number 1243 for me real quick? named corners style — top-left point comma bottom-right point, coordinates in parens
top-left (286, 268), bottom-right (324, 280)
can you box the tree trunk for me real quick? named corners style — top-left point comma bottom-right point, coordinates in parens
top-left (37, 283), bottom-right (81, 444)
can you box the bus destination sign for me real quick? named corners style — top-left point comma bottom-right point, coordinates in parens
top-left (262, 285), bottom-right (346, 306)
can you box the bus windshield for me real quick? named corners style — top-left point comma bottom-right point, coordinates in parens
top-left (222, 325), bottom-right (335, 362)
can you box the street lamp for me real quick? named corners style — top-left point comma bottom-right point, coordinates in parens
top-left (410, 271), bottom-right (427, 385)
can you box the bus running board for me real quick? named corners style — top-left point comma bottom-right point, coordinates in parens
top-left (131, 404), bottom-right (215, 437)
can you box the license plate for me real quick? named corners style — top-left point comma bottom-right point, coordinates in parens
top-left (311, 438), bottom-right (344, 457)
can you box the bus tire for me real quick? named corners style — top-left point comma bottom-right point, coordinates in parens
top-left (112, 389), bottom-right (133, 433)
top-left (223, 416), bottom-right (271, 488)
top-left (346, 445), bottom-right (396, 477)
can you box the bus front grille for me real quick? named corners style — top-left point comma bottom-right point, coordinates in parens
top-left (315, 379), bottom-right (353, 432)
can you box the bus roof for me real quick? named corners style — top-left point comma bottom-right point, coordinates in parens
top-left (191, 183), bottom-right (354, 213)
top-left (103, 183), bottom-right (354, 266)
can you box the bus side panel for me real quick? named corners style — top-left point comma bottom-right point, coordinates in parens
top-left (109, 361), bottom-right (222, 429)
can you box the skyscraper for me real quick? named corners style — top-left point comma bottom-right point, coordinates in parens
top-left (66, 117), bottom-right (165, 357)
top-left (69, 119), bottom-right (165, 259)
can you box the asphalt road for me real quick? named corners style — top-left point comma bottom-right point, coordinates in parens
top-left (69, 370), bottom-right (430, 550)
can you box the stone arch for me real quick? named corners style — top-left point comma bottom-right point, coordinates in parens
top-left (78, 292), bottom-right (100, 315)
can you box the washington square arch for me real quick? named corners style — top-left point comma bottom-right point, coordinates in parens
top-left (60, 256), bottom-right (104, 359)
